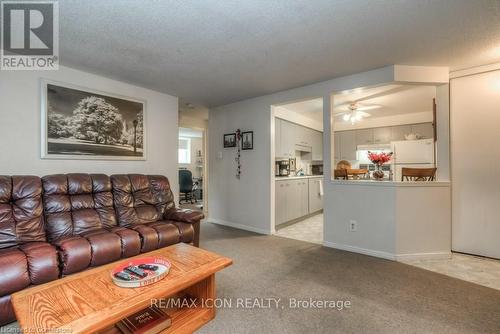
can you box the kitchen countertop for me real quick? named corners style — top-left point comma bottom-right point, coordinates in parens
top-left (275, 175), bottom-right (323, 180)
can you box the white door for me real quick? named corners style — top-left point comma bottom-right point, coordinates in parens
top-left (451, 70), bottom-right (500, 259)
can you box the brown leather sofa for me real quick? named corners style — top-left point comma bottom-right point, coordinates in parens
top-left (0, 174), bottom-right (203, 326)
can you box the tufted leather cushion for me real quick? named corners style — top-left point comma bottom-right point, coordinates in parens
top-left (18, 242), bottom-right (59, 285)
top-left (81, 230), bottom-right (122, 266)
top-left (109, 227), bottom-right (141, 258)
top-left (53, 236), bottom-right (91, 275)
top-left (42, 174), bottom-right (119, 241)
top-left (164, 208), bottom-right (204, 225)
top-left (147, 221), bottom-right (181, 248)
top-left (0, 295), bottom-right (15, 326)
top-left (172, 221), bottom-right (195, 243)
top-left (111, 174), bottom-right (175, 227)
top-left (42, 174), bottom-right (130, 271)
top-left (0, 248), bottom-right (30, 296)
top-left (132, 225), bottom-right (159, 253)
top-left (0, 176), bottom-right (46, 249)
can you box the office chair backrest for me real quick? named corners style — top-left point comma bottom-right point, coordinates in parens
top-left (179, 169), bottom-right (193, 193)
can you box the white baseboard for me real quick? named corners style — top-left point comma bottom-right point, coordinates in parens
top-left (323, 241), bottom-right (451, 262)
top-left (395, 252), bottom-right (452, 261)
top-left (323, 241), bottom-right (396, 260)
top-left (206, 218), bottom-right (270, 235)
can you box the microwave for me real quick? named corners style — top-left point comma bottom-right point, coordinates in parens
top-left (312, 165), bottom-right (323, 175)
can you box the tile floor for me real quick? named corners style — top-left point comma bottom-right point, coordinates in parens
top-left (275, 213), bottom-right (323, 244)
top-left (402, 253), bottom-right (500, 291)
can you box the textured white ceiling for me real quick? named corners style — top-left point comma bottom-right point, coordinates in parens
top-left (333, 84), bottom-right (436, 118)
top-left (281, 85), bottom-right (436, 123)
top-left (59, 0), bottom-right (500, 107)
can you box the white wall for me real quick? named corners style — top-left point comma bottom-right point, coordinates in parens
top-left (209, 66), bottom-right (396, 234)
top-left (273, 106), bottom-right (323, 131)
top-left (324, 182), bottom-right (451, 260)
top-left (450, 65), bottom-right (500, 259)
top-left (324, 183), bottom-right (397, 258)
top-left (0, 65), bottom-right (179, 196)
top-left (208, 65), bottom-right (450, 262)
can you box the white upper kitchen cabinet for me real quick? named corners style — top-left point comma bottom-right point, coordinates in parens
top-left (275, 118), bottom-right (282, 157)
top-left (373, 127), bottom-right (391, 144)
top-left (339, 131), bottom-right (357, 160)
top-left (312, 130), bottom-right (323, 161)
top-left (356, 128), bottom-right (374, 145)
top-left (411, 123), bottom-right (434, 139)
top-left (390, 125), bottom-right (412, 141)
top-left (297, 126), bottom-right (312, 147)
top-left (280, 119), bottom-right (296, 158)
top-left (334, 132), bottom-right (341, 160)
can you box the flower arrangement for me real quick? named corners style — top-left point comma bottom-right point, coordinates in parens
top-left (367, 151), bottom-right (393, 180)
top-left (367, 151), bottom-right (393, 166)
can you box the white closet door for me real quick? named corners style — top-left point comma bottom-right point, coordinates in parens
top-left (450, 69), bottom-right (500, 259)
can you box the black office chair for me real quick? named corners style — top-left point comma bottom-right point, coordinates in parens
top-left (179, 169), bottom-right (196, 204)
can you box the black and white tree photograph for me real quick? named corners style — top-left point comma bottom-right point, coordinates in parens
top-left (42, 82), bottom-right (145, 159)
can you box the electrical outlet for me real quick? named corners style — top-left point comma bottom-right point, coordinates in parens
top-left (349, 220), bottom-right (358, 232)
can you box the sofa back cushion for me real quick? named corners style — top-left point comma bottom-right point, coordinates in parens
top-left (42, 174), bottom-right (117, 242)
top-left (111, 174), bottom-right (175, 227)
top-left (0, 176), bottom-right (46, 249)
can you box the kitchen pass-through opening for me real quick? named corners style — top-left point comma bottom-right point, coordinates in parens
top-left (331, 84), bottom-right (437, 182)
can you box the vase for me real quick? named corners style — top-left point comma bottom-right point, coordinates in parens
top-left (372, 165), bottom-right (385, 180)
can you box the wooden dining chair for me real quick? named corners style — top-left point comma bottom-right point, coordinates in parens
top-left (401, 167), bottom-right (437, 181)
top-left (334, 169), bottom-right (348, 180)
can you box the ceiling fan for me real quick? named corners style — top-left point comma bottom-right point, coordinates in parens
top-left (335, 102), bottom-right (381, 124)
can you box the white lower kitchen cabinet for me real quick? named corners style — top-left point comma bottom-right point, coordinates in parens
top-left (308, 178), bottom-right (323, 213)
top-left (275, 177), bottom-right (323, 227)
top-left (275, 181), bottom-right (287, 225)
top-left (298, 179), bottom-right (309, 217)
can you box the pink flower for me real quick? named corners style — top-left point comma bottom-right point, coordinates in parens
top-left (367, 151), bottom-right (393, 165)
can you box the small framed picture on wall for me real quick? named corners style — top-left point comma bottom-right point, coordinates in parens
top-left (224, 133), bottom-right (236, 148)
top-left (242, 131), bottom-right (253, 150)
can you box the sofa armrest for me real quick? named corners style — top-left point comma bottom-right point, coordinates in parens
top-left (164, 208), bottom-right (204, 224)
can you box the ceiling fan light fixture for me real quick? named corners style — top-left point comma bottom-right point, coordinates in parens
top-left (343, 114), bottom-right (350, 121)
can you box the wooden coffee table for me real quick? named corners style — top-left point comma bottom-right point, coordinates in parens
top-left (12, 243), bottom-right (232, 334)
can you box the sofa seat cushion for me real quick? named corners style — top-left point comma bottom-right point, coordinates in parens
top-left (171, 222), bottom-right (195, 243)
top-left (109, 227), bottom-right (141, 258)
top-left (81, 230), bottom-right (122, 266)
top-left (53, 236), bottom-right (91, 275)
top-left (147, 221), bottom-right (181, 248)
top-left (132, 225), bottom-right (159, 253)
top-left (0, 248), bottom-right (30, 296)
top-left (18, 242), bottom-right (59, 285)
top-left (0, 295), bottom-right (15, 326)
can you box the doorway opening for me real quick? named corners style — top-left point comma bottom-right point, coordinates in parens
top-left (178, 127), bottom-right (205, 211)
top-left (178, 100), bottom-right (208, 215)
top-left (271, 97), bottom-right (324, 244)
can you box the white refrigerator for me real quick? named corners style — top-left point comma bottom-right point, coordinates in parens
top-left (391, 139), bottom-right (435, 181)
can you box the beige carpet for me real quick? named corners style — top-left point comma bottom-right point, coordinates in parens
top-left (2, 223), bottom-right (499, 334)
top-left (196, 222), bottom-right (500, 334)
